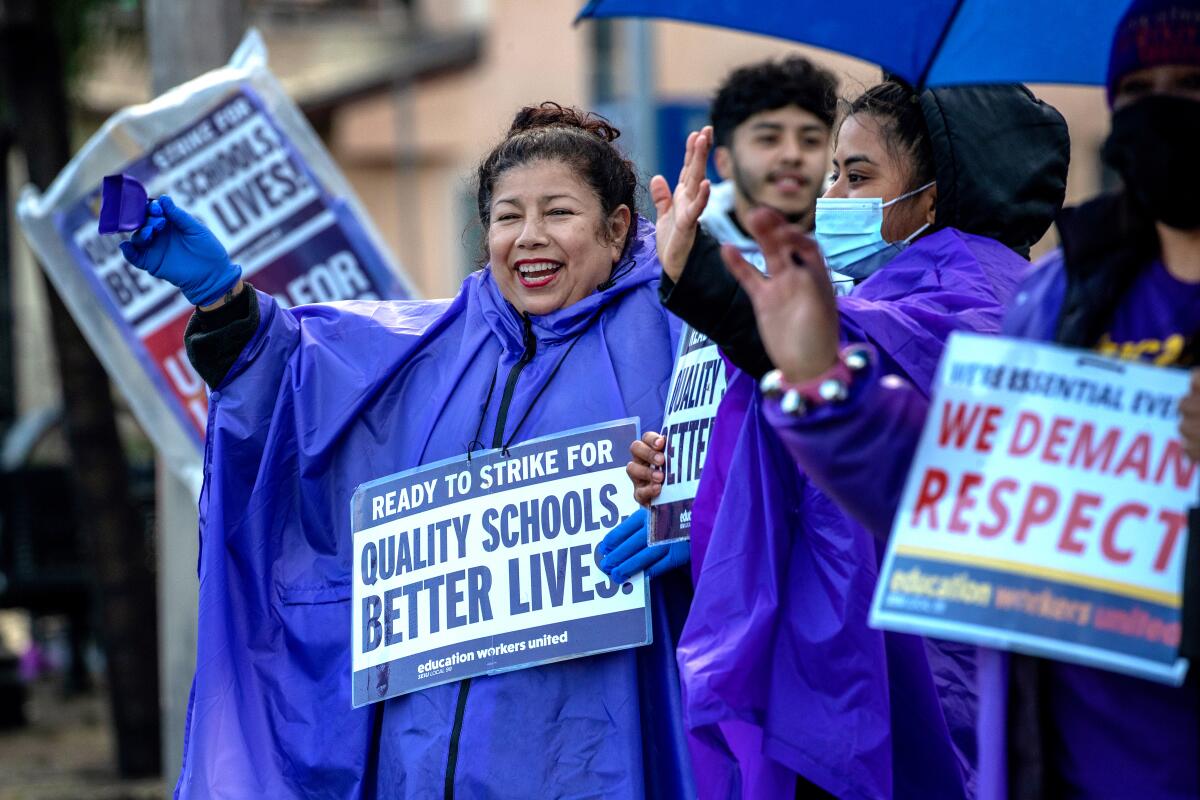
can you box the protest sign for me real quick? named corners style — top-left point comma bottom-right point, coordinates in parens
top-left (17, 31), bottom-right (412, 494)
top-left (648, 325), bottom-right (726, 544)
top-left (871, 332), bottom-right (1195, 685)
top-left (351, 419), bottom-right (649, 706)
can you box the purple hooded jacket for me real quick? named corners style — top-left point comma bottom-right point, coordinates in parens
top-left (667, 84), bottom-right (1069, 800)
top-left (680, 228), bottom-right (1019, 799)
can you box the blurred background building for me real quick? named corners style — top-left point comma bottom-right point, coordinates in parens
top-left (0, 1), bottom-right (1112, 797)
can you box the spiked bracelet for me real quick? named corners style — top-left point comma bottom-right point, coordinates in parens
top-left (759, 345), bottom-right (871, 415)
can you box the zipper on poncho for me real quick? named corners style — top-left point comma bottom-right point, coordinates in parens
top-left (444, 313), bottom-right (537, 799)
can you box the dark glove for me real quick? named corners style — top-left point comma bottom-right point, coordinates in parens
top-left (598, 508), bottom-right (690, 584)
top-left (119, 195), bottom-right (241, 307)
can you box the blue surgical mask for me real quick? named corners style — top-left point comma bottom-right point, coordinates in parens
top-left (814, 181), bottom-right (934, 280)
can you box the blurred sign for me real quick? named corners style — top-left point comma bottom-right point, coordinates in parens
top-left (871, 333), bottom-right (1194, 685)
top-left (649, 326), bottom-right (725, 544)
top-left (18, 32), bottom-right (414, 491)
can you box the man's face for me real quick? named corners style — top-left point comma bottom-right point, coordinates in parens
top-left (715, 105), bottom-right (830, 227)
top-left (1114, 64), bottom-right (1200, 108)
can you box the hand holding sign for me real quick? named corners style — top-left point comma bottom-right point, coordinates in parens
top-left (626, 431), bottom-right (665, 506)
top-left (650, 127), bottom-right (712, 282)
top-left (724, 206), bottom-right (840, 384)
top-left (119, 195), bottom-right (243, 308)
top-left (1180, 368), bottom-right (1200, 462)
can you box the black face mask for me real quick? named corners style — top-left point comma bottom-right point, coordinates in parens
top-left (1102, 94), bottom-right (1200, 230)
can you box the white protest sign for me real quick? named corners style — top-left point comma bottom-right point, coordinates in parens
top-left (871, 333), bottom-right (1195, 685)
top-left (350, 419), bottom-right (649, 706)
top-left (648, 325), bottom-right (726, 544)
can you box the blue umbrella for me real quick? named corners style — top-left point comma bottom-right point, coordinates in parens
top-left (577, 0), bottom-right (1132, 88)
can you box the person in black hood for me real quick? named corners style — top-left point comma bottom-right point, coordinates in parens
top-left (615, 83), bottom-right (1070, 798)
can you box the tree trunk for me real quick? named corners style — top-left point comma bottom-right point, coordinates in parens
top-left (0, 0), bottom-right (161, 777)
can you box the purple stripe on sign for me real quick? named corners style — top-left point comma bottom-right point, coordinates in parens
top-left (880, 555), bottom-right (1181, 666)
top-left (353, 422), bottom-right (637, 531)
top-left (649, 498), bottom-right (692, 544)
top-left (352, 607), bottom-right (650, 706)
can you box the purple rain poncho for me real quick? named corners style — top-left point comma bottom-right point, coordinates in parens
top-left (679, 228), bottom-right (1025, 799)
top-left (175, 220), bottom-right (697, 799)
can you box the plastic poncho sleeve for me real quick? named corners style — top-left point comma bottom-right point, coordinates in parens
top-left (836, 235), bottom-right (1013, 391)
top-left (179, 288), bottom-right (453, 799)
top-left (762, 357), bottom-right (929, 540)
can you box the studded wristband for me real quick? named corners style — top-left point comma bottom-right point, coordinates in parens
top-left (759, 345), bottom-right (872, 416)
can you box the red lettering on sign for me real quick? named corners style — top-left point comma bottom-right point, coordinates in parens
top-left (1153, 509), bottom-right (1188, 573)
top-left (912, 468), bottom-right (948, 529)
top-left (1015, 484), bottom-right (1058, 543)
top-left (1057, 491), bottom-right (1102, 556)
top-left (1101, 502), bottom-right (1146, 565)
top-left (979, 477), bottom-right (1018, 537)
top-left (1041, 416), bottom-right (1073, 465)
top-left (1008, 411), bottom-right (1042, 457)
top-left (1068, 422), bottom-right (1120, 472)
top-left (1113, 433), bottom-right (1151, 481)
top-left (948, 472), bottom-right (984, 533)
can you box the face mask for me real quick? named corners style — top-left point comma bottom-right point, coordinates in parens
top-left (1102, 94), bottom-right (1200, 231)
top-left (814, 182), bottom-right (934, 280)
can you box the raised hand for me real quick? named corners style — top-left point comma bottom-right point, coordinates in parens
top-left (119, 195), bottom-right (242, 308)
top-left (650, 126), bottom-right (713, 282)
top-left (722, 206), bottom-right (841, 383)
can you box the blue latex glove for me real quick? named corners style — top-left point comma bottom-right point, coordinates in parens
top-left (597, 507), bottom-right (690, 584)
top-left (118, 195), bottom-right (242, 307)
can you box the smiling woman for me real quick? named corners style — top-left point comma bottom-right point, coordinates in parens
top-left (487, 159), bottom-right (629, 314)
top-left (115, 101), bottom-right (694, 799)
top-left (477, 103), bottom-right (637, 315)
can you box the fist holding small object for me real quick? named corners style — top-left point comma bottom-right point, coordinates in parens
top-left (118, 195), bottom-right (243, 308)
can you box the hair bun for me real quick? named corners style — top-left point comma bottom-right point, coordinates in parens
top-left (507, 101), bottom-right (621, 143)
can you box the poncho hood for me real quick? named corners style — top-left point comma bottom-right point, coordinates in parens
top-left (920, 84), bottom-right (1070, 256)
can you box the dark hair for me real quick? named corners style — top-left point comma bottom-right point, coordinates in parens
top-left (840, 81), bottom-right (935, 192)
top-left (710, 56), bottom-right (838, 146)
top-left (475, 102), bottom-right (639, 254)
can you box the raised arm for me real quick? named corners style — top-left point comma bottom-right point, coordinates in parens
top-left (723, 207), bottom-right (931, 538)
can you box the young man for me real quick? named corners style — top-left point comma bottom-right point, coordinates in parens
top-left (700, 57), bottom-right (851, 293)
top-left (601, 56), bottom-right (849, 576)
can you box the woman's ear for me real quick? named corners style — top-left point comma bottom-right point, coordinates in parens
top-left (714, 146), bottom-right (734, 181)
top-left (608, 205), bottom-right (632, 260)
top-left (923, 182), bottom-right (938, 226)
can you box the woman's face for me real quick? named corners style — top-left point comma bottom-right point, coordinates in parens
top-left (825, 113), bottom-right (936, 242)
top-left (488, 159), bottom-right (631, 316)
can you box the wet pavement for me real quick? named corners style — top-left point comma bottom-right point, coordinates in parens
top-left (0, 681), bottom-right (163, 800)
